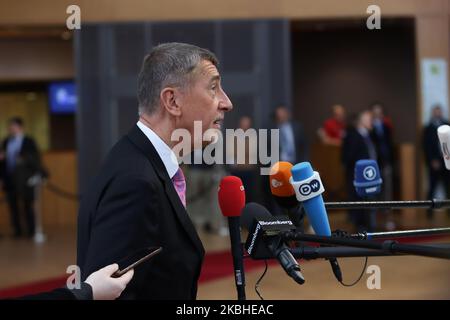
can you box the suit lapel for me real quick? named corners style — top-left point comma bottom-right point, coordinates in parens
top-left (126, 125), bottom-right (205, 256)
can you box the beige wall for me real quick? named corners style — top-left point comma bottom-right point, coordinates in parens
top-left (0, 92), bottom-right (50, 151)
top-left (0, 0), bottom-right (448, 24)
top-left (0, 0), bottom-right (448, 201)
top-left (0, 39), bottom-right (73, 82)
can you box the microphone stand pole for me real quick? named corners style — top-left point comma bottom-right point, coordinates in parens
top-left (290, 243), bottom-right (450, 259)
top-left (280, 231), bottom-right (450, 260)
top-left (325, 199), bottom-right (450, 210)
top-left (351, 227), bottom-right (450, 240)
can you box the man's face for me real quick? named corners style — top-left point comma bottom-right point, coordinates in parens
top-left (372, 105), bottom-right (383, 119)
top-left (239, 116), bottom-right (252, 130)
top-left (360, 112), bottom-right (373, 130)
top-left (275, 107), bottom-right (289, 124)
top-left (178, 60), bottom-right (233, 147)
top-left (333, 105), bottom-right (345, 121)
top-left (8, 123), bottom-right (22, 136)
top-left (432, 107), bottom-right (443, 120)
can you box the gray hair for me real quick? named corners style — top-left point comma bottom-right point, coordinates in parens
top-left (137, 42), bottom-right (219, 115)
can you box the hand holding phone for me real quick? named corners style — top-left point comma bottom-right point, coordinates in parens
top-left (112, 247), bottom-right (162, 278)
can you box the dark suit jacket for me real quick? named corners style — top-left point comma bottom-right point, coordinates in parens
top-left (268, 120), bottom-right (309, 163)
top-left (423, 120), bottom-right (450, 167)
top-left (77, 125), bottom-right (205, 300)
top-left (17, 283), bottom-right (93, 300)
top-left (370, 122), bottom-right (394, 168)
top-left (342, 127), bottom-right (372, 175)
top-left (0, 136), bottom-right (41, 197)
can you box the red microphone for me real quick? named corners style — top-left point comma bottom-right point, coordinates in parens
top-left (218, 176), bottom-right (246, 217)
top-left (218, 176), bottom-right (246, 300)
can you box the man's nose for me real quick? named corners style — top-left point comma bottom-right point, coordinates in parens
top-left (219, 88), bottom-right (233, 112)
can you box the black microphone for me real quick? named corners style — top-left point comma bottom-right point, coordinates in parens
top-left (242, 202), bottom-right (305, 285)
top-left (218, 176), bottom-right (246, 300)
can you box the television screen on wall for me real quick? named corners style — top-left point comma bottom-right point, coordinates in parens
top-left (48, 81), bottom-right (77, 114)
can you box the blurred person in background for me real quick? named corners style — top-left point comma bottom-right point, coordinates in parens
top-left (274, 105), bottom-right (309, 163)
top-left (342, 111), bottom-right (377, 232)
top-left (423, 105), bottom-right (450, 219)
top-left (0, 117), bottom-right (42, 239)
top-left (318, 104), bottom-right (347, 146)
top-left (186, 147), bottom-right (227, 236)
top-left (370, 102), bottom-right (396, 230)
top-left (226, 116), bottom-right (258, 203)
top-left (265, 105), bottom-right (308, 214)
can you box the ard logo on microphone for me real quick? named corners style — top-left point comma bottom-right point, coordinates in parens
top-left (299, 179), bottom-right (321, 196)
top-left (363, 166), bottom-right (377, 181)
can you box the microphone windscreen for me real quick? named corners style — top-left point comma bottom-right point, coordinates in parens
top-left (438, 125), bottom-right (450, 170)
top-left (270, 162), bottom-right (295, 197)
top-left (240, 202), bottom-right (272, 231)
top-left (353, 159), bottom-right (382, 197)
top-left (218, 176), bottom-right (246, 217)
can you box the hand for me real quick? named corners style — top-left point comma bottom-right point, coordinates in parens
top-left (85, 263), bottom-right (134, 300)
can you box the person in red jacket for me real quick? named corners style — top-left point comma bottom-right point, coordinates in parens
top-left (319, 104), bottom-right (347, 146)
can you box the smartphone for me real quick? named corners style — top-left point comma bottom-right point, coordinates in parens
top-left (112, 246), bottom-right (162, 278)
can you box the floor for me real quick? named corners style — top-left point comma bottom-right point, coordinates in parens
top-left (0, 211), bottom-right (449, 299)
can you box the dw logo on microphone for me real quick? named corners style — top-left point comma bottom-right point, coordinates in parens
top-left (299, 179), bottom-right (321, 196)
top-left (363, 166), bottom-right (377, 181)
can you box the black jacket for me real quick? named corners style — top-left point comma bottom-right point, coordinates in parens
top-left (77, 125), bottom-right (205, 300)
top-left (370, 122), bottom-right (394, 168)
top-left (0, 136), bottom-right (42, 194)
top-left (423, 120), bottom-right (450, 166)
top-left (342, 127), bottom-right (373, 174)
top-left (269, 120), bottom-right (309, 163)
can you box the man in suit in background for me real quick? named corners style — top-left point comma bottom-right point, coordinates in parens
top-left (264, 105), bottom-right (309, 214)
top-left (370, 103), bottom-right (396, 230)
top-left (342, 111), bottom-right (377, 232)
top-left (0, 117), bottom-right (42, 238)
top-left (274, 105), bottom-right (309, 164)
top-left (77, 43), bottom-right (233, 299)
top-left (423, 105), bottom-right (450, 219)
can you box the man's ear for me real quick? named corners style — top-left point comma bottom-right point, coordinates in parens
top-left (160, 87), bottom-right (182, 117)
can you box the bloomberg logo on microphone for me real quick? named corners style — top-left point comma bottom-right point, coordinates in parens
top-left (299, 179), bottom-right (321, 197)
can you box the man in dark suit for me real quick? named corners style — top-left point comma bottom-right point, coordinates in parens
top-left (342, 111), bottom-right (377, 232)
top-left (423, 105), bottom-right (450, 218)
top-left (0, 117), bottom-right (42, 238)
top-left (370, 103), bottom-right (396, 230)
top-left (264, 105), bottom-right (308, 214)
top-left (77, 43), bottom-right (233, 299)
top-left (274, 105), bottom-right (308, 164)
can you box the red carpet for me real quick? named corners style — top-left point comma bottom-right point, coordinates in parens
top-left (0, 249), bottom-right (275, 299)
top-left (0, 234), bottom-right (447, 299)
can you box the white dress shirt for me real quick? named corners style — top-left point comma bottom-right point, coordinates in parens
top-left (136, 121), bottom-right (179, 179)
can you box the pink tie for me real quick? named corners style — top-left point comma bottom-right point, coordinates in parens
top-left (171, 168), bottom-right (186, 208)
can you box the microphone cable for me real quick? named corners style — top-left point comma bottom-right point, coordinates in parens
top-left (332, 229), bottom-right (369, 287)
top-left (255, 259), bottom-right (268, 300)
top-left (339, 256), bottom-right (368, 287)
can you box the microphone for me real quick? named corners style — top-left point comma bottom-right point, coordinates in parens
top-left (290, 162), bottom-right (343, 282)
top-left (353, 159), bottom-right (383, 198)
top-left (242, 202), bottom-right (305, 285)
top-left (218, 176), bottom-right (246, 300)
top-left (269, 162), bottom-right (304, 228)
top-left (438, 125), bottom-right (450, 170)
